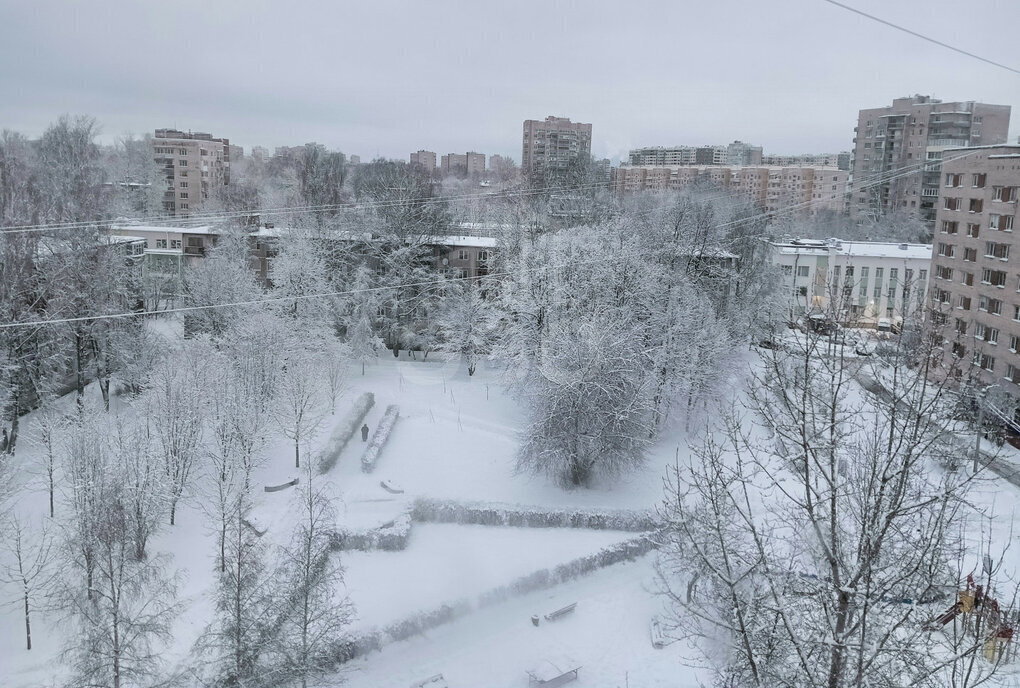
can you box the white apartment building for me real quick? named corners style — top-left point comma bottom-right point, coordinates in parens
top-left (772, 238), bottom-right (932, 327)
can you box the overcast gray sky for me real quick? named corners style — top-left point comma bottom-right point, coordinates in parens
top-left (1, 0), bottom-right (1017, 163)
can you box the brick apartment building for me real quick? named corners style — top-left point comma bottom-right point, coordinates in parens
top-left (928, 145), bottom-right (1020, 394)
top-left (410, 150), bottom-right (437, 173)
top-left (522, 116), bottom-right (592, 189)
top-left (849, 96), bottom-right (1010, 226)
top-left (152, 129), bottom-right (231, 217)
top-left (613, 164), bottom-right (848, 218)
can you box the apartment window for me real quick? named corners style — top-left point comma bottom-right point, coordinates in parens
top-left (985, 242), bottom-right (1009, 260)
top-left (1011, 335), bottom-right (1020, 353)
top-left (1006, 364), bottom-right (1020, 384)
top-left (945, 173), bottom-right (963, 187)
top-left (952, 342), bottom-right (966, 359)
top-left (935, 265), bottom-right (953, 280)
top-left (887, 287), bottom-right (896, 299)
top-left (976, 324), bottom-right (999, 344)
top-left (962, 272), bottom-right (974, 286)
top-left (179, 181), bottom-right (188, 188)
top-left (178, 159), bottom-right (187, 167)
top-left (972, 174), bottom-right (987, 188)
top-left (979, 296), bottom-right (1003, 315)
top-left (457, 249), bottom-right (469, 260)
top-left (934, 288), bottom-right (950, 304)
top-left (967, 223), bottom-right (980, 238)
top-left (170, 239), bottom-right (182, 249)
top-left (973, 352), bottom-right (995, 372)
top-left (957, 296), bottom-right (971, 310)
top-left (955, 318), bottom-right (968, 335)
top-left (944, 197), bottom-right (961, 211)
top-left (1005, 216), bottom-right (1015, 231)
top-left (969, 198), bottom-right (984, 213)
top-left (478, 250), bottom-right (489, 261)
top-left (796, 265), bottom-right (810, 277)
top-left (941, 221), bottom-right (958, 234)
top-left (180, 170), bottom-right (188, 177)
top-left (919, 269), bottom-right (928, 281)
top-left (781, 265), bottom-right (793, 275)
top-left (964, 247), bottom-right (977, 262)
top-left (860, 267), bottom-right (869, 279)
top-left (155, 239), bottom-right (167, 249)
top-left (201, 149), bottom-right (208, 156)
top-left (179, 192), bottom-right (188, 199)
top-left (859, 281), bottom-right (868, 297)
top-left (797, 286), bottom-right (808, 297)
top-left (993, 186), bottom-right (1019, 202)
top-left (975, 323), bottom-right (988, 340)
top-left (937, 243), bottom-right (955, 257)
top-left (180, 204), bottom-right (188, 210)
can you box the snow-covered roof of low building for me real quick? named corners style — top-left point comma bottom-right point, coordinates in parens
top-left (111, 224), bottom-right (219, 235)
top-left (431, 235), bottom-right (498, 248)
top-left (772, 239), bottom-right (932, 261)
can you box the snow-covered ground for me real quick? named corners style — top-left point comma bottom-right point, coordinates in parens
top-left (0, 352), bottom-right (703, 687)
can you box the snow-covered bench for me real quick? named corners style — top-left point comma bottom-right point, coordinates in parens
top-left (409, 674), bottom-right (447, 688)
top-left (527, 656), bottom-right (580, 686)
top-left (264, 477), bottom-right (299, 493)
top-left (543, 602), bottom-right (577, 622)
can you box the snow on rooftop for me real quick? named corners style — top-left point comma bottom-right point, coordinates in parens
top-left (111, 224), bottom-right (218, 235)
top-left (773, 240), bottom-right (932, 261)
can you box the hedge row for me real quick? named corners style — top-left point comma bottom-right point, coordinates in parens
top-left (360, 405), bottom-right (399, 473)
top-left (332, 514), bottom-right (412, 552)
top-left (325, 535), bottom-right (658, 666)
top-left (318, 392), bottom-right (375, 474)
top-left (410, 498), bottom-right (659, 532)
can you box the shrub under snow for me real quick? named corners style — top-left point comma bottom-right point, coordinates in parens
top-left (411, 498), bottom-right (659, 532)
top-left (332, 514), bottom-right (412, 552)
top-left (360, 404), bottom-right (399, 473)
top-left (318, 392), bottom-right (375, 474)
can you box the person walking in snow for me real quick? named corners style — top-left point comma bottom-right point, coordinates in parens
top-left (361, 423), bottom-right (370, 442)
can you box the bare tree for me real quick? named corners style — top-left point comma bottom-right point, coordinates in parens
top-left (271, 466), bottom-right (353, 687)
top-left (275, 348), bottom-right (327, 470)
top-left (1, 514), bottom-right (55, 650)
top-left (435, 280), bottom-right (491, 376)
top-left (323, 343), bottom-right (349, 414)
top-left (517, 313), bottom-right (652, 487)
top-left (149, 359), bottom-right (203, 526)
top-left (32, 402), bottom-right (64, 518)
top-left (657, 311), bottom-right (1016, 687)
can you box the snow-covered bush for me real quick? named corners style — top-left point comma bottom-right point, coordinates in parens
top-left (317, 392), bottom-right (374, 474)
top-left (410, 498), bottom-right (659, 532)
top-left (360, 405), bottom-right (399, 473)
top-left (332, 514), bottom-right (412, 552)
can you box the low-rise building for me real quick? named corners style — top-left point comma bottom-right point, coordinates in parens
top-left (771, 238), bottom-right (931, 327)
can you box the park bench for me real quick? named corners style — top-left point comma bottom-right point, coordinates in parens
top-left (409, 674), bottom-right (447, 688)
top-left (650, 614), bottom-right (666, 648)
top-left (380, 479), bottom-right (405, 494)
top-left (543, 602), bottom-right (577, 622)
top-left (264, 477), bottom-right (299, 493)
top-left (527, 656), bottom-right (580, 687)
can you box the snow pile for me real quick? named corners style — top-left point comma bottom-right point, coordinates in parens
top-left (329, 536), bottom-right (657, 666)
top-left (361, 404), bottom-right (399, 473)
top-left (318, 392), bottom-right (375, 474)
top-left (411, 498), bottom-right (659, 532)
top-left (334, 514), bottom-right (413, 552)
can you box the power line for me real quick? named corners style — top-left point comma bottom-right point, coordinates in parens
top-left (0, 149), bottom-right (963, 331)
top-left (820, 0), bottom-right (1020, 75)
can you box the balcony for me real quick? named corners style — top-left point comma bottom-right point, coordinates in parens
top-left (183, 246), bottom-right (206, 257)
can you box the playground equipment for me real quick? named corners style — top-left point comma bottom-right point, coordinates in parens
top-left (927, 574), bottom-right (1016, 663)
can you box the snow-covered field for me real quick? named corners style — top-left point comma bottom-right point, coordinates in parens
top-left (0, 352), bottom-right (705, 687)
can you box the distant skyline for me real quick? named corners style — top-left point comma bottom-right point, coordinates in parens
top-left (1, 0), bottom-right (1018, 164)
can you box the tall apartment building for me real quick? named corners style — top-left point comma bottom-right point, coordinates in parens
top-left (521, 116), bottom-right (592, 189)
top-left (726, 140), bottom-right (763, 166)
top-left (772, 238), bottom-right (931, 327)
top-left (410, 150), bottom-right (437, 172)
top-left (763, 152), bottom-right (851, 171)
top-left (152, 129), bottom-right (231, 217)
top-left (849, 95), bottom-right (1010, 226)
top-left (927, 144), bottom-right (1020, 394)
top-left (466, 152), bottom-right (485, 176)
top-left (613, 164), bottom-right (848, 218)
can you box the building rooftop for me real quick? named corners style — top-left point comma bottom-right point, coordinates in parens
top-left (111, 224), bottom-right (219, 235)
top-left (772, 239), bottom-right (932, 261)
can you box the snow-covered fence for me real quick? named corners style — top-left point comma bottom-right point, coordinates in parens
top-left (326, 535), bottom-right (658, 666)
top-left (318, 392), bottom-right (375, 474)
top-left (360, 404), bottom-right (399, 473)
top-left (410, 498), bottom-right (659, 532)
top-left (332, 514), bottom-right (412, 552)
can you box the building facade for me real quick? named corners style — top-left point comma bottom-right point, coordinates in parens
top-left (772, 238), bottom-right (931, 327)
top-left (521, 116), bottom-right (592, 189)
top-left (613, 164), bottom-right (848, 218)
top-left (927, 144), bottom-right (1020, 392)
top-left (410, 150), bottom-right (437, 172)
top-left (152, 129), bottom-right (231, 217)
top-left (763, 152), bottom-right (850, 170)
top-left (849, 95), bottom-right (1010, 226)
